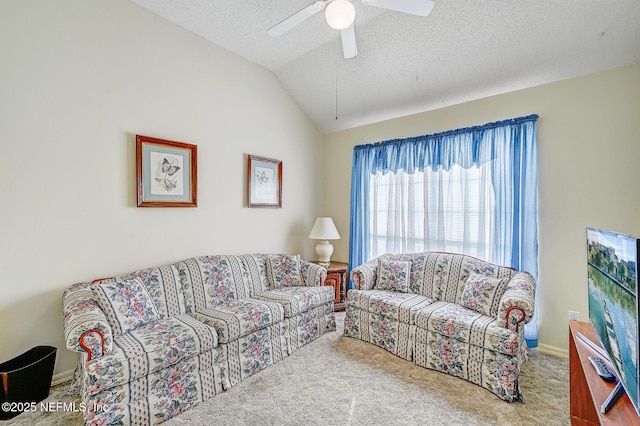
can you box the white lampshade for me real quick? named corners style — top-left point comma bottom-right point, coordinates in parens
top-left (325, 0), bottom-right (356, 30)
top-left (309, 217), bottom-right (341, 266)
top-left (309, 217), bottom-right (341, 240)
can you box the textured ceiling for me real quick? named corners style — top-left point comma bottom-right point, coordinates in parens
top-left (129, 0), bottom-right (640, 134)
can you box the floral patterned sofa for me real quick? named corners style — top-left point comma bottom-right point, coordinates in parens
top-left (63, 254), bottom-right (335, 425)
top-left (344, 252), bottom-right (536, 402)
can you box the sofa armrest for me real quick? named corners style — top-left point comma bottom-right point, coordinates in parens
top-left (300, 260), bottom-right (327, 286)
top-left (63, 282), bottom-right (113, 361)
top-left (350, 256), bottom-right (384, 290)
top-left (497, 271), bottom-right (536, 333)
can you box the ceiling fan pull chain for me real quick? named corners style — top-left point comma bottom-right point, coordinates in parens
top-left (335, 59), bottom-right (339, 121)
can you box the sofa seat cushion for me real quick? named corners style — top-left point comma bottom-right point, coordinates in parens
top-left (414, 301), bottom-right (522, 356)
top-left (191, 298), bottom-right (284, 344)
top-left (82, 315), bottom-right (218, 396)
top-left (347, 289), bottom-right (433, 324)
top-left (252, 286), bottom-right (334, 318)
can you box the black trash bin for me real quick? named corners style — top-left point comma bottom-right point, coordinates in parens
top-left (0, 346), bottom-right (57, 420)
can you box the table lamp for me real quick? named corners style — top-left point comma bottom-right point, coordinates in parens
top-left (308, 217), bottom-right (341, 266)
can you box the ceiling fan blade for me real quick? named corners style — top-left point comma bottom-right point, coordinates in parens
top-left (340, 25), bottom-right (358, 59)
top-left (267, 2), bottom-right (325, 37)
top-left (362, 0), bottom-right (434, 17)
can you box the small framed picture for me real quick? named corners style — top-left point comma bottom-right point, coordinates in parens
top-left (247, 154), bottom-right (282, 208)
top-left (136, 135), bottom-right (197, 207)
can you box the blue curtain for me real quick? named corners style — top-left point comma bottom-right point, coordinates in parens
top-left (348, 114), bottom-right (539, 346)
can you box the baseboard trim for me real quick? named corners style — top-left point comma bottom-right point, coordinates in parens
top-left (51, 369), bottom-right (74, 386)
top-left (536, 343), bottom-right (569, 358)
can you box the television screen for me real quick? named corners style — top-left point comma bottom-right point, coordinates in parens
top-left (587, 227), bottom-right (640, 414)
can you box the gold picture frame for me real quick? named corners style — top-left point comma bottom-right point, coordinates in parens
top-left (247, 154), bottom-right (282, 208)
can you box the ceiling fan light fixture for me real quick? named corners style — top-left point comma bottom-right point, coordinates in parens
top-left (325, 0), bottom-right (356, 30)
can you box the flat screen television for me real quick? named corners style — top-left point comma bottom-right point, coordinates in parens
top-left (587, 227), bottom-right (640, 414)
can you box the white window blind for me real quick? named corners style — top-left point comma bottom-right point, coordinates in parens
top-left (369, 163), bottom-right (495, 260)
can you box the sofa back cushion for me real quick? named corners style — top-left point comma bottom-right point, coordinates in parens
top-left (103, 264), bottom-right (187, 319)
top-left (265, 254), bottom-right (302, 288)
top-left (239, 253), bottom-right (306, 293)
top-left (240, 254), bottom-right (271, 294)
top-left (376, 259), bottom-right (411, 292)
top-left (178, 255), bottom-right (252, 313)
top-left (459, 273), bottom-right (510, 317)
top-left (386, 252), bottom-right (515, 304)
top-left (92, 277), bottom-right (161, 335)
top-left (431, 253), bottom-right (515, 304)
top-left (386, 253), bottom-right (437, 298)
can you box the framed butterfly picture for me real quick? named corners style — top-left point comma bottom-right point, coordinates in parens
top-left (136, 135), bottom-right (197, 207)
top-left (247, 154), bottom-right (282, 208)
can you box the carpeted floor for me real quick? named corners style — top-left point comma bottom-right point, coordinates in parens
top-left (6, 313), bottom-right (570, 425)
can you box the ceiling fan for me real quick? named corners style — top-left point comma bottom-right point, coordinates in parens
top-left (267, 0), bottom-right (435, 59)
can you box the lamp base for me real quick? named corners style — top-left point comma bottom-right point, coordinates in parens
top-left (315, 240), bottom-right (334, 266)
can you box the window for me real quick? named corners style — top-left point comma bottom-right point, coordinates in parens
top-left (349, 115), bottom-right (539, 345)
top-left (369, 163), bottom-right (494, 260)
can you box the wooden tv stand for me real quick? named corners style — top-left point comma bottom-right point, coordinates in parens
top-left (569, 320), bottom-right (639, 425)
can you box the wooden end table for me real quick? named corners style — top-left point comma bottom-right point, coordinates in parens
top-left (313, 261), bottom-right (348, 311)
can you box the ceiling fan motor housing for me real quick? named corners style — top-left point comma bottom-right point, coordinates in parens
top-left (325, 0), bottom-right (356, 30)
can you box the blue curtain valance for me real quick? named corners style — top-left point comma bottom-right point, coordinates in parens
top-left (354, 114), bottom-right (538, 174)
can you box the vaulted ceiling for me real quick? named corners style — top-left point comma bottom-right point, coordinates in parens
top-left (130, 0), bottom-right (640, 134)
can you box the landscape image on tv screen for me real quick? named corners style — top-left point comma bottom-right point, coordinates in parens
top-left (587, 227), bottom-right (639, 413)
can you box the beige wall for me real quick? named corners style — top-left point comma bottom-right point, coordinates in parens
top-left (2, 0), bottom-right (639, 381)
top-left (324, 64), bottom-right (640, 354)
top-left (0, 0), bottom-right (323, 377)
